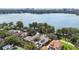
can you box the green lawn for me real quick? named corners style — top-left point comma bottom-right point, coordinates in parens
top-left (60, 40), bottom-right (79, 50)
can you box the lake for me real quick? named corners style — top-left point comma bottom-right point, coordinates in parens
top-left (0, 13), bottom-right (79, 30)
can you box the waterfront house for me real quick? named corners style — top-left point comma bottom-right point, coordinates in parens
top-left (38, 35), bottom-right (50, 47)
top-left (48, 40), bottom-right (62, 50)
top-left (24, 36), bottom-right (33, 41)
top-left (20, 32), bottom-right (28, 38)
top-left (8, 30), bottom-right (21, 34)
top-left (24, 32), bottom-right (40, 42)
top-left (2, 44), bottom-right (14, 50)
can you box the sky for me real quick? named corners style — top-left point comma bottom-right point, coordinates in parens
top-left (0, 0), bottom-right (79, 9)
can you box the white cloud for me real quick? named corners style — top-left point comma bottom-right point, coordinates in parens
top-left (0, 0), bottom-right (79, 9)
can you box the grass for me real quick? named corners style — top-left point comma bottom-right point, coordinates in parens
top-left (60, 40), bottom-right (79, 50)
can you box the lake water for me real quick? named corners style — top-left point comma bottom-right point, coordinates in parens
top-left (0, 13), bottom-right (79, 30)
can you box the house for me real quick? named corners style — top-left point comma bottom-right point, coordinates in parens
top-left (20, 32), bottom-right (28, 38)
top-left (38, 35), bottom-right (50, 47)
top-left (24, 36), bottom-right (33, 41)
top-left (2, 44), bottom-right (14, 50)
top-left (24, 32), bottom-right (40, 42)
top-left (8, 30), bottom-right (22, 36)
top-left (8, 30), bottom-right (21, 34)
top-left (32, 32), bottom-right (40, 40)
top-left (48, 40), bottom-right (62, 50)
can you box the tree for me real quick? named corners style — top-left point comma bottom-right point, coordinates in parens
top-left (24, 42), bottom-right (36, 50)
top-left (71, 34), bottom-right (79, 44)
top-left (29, 22), bottom-right (37, 29)
top-left (16, 21), bottom-right (24, 29)
top-left (4, 35), bottom-right (25, 47)
top-left (28, 22), bottom-right (55, 34)
top-left (0, 30), bottom-right (8, 38)
top-left (27, 28), bottom-right (36, 36)
top-left (8, 22), bottom-right (13, 26)
top-left (2, 22), bottom-right (8, 26)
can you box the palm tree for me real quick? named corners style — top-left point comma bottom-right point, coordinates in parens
top-left (8, 22), bottom-right (13, 26)
top-left (16, 21), bottom-right (24, 29)
top-left (2, 22), bottom-right (8, 26)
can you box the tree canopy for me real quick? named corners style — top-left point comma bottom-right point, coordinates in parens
top-left (16, 21), bottom-right (24, 29)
